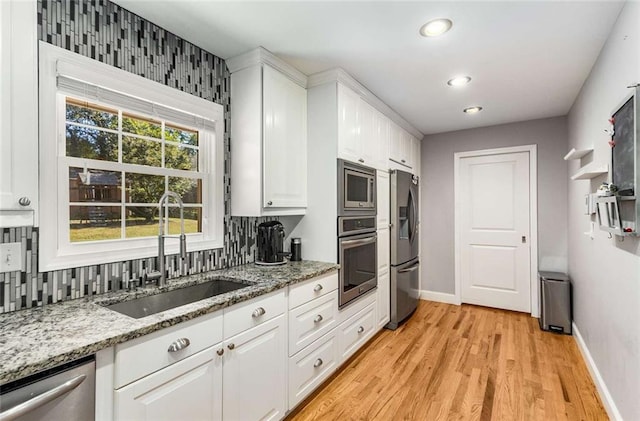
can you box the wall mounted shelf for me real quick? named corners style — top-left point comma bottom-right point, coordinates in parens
top-left (564, 147), bottom-right (593, 160)
top-left (570, 164), bottom-right (609, 180)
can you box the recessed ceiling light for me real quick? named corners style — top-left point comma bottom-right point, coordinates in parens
top-left (420, 19), bottom-right (453, 37)
top-left (463, 106), bottom-right (483, 114)
top-left (447, 76), bottom-right (471, 87)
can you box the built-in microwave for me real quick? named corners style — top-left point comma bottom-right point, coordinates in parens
top-left (337, 159), bottom-right (376, 216)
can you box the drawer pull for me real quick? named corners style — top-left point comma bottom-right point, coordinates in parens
top-left (357, 326), bottom-right (365, 334)
top-left (314, 314), bottom-right (323, 324)
top-left (167, 338), bottom-right (191, 352)
top-left (313, 284), bottom-right (323, 292)
top-left (313, 358), bottom-right (323, 368)
top-left (18, 197), bottom-right (31, 207)
top-left (252, 307), bottom-right (266, 318)
top-left (217, 348), bottom-right (224, 356)
top-left (228, 343), bottom-right (235, 350)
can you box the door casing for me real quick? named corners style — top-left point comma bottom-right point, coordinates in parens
top-left (454, 145), bottom-right (539, 318)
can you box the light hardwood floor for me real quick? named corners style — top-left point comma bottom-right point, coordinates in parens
top-left (287, 301), bottom-right (608, 421)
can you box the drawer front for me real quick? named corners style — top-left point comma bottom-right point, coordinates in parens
top-left (337, 288), bottom-right (376, 325)
top-left (288, 331), bottom-right (338, 410)
top-left (288, 290), bottom-right (339, 356)
top-left (224, 289), bottom-right (286, 339)
top-left (114, 310), bottom-right (223, 389)
top-left (289, 271), bottom-right (339, 309)
top-left (338, 302), bottom-right (376, 363)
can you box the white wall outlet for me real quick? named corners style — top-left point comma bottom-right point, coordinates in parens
top-left (0, 242), bottom-right (23, 272)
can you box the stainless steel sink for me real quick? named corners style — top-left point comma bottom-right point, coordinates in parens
top-left (104, 279), bottom-right (249, 319)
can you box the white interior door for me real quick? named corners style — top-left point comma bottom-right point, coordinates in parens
top-left (459, 151), bottom-right (531, 312)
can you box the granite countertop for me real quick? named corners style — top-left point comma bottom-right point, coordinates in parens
top-left (0, 260), bottom-right (339, 386)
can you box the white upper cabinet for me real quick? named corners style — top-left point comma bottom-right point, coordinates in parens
top-left (412, 136), bottom-right (421, 177)
top-left (262, 65), bottom-right (307, 209)
top-left (389, 123), bottom-right (413, 169)
top-left (0, 0), bottom-right (38, 227)
top-left (337, 84), bottom-right (390, 171)
top-left (228, 48), bottom-right (308, 217)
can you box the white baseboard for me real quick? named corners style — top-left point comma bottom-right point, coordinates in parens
top-left (419, 290), bottom-right (461, 305)
top-left (572, 322), bottom-right (622, 421)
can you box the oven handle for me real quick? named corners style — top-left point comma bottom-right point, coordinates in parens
top-left (398, 262), bottom-right (420, 273)
top-left (340, 236), bottom-right (376, 248)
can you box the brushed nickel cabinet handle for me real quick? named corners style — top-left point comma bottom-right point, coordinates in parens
top-left (228, 343), bottom-right (235, 350)
top-left (313, 358), bottom-right (323, 368)
top-left (357, 326), bottom-right (365, 334)
top-left (267, 201), bottom-right (273, 206)
top-left (217, 348), bottom-right (224, 356)
top-left (167, 338), bottom-right (191, 352)
top-left (314, 315), bottom-right (323, 324)
top-left (358, 158), bottom-right (365, 163)
top-left (18, 197), bottom-right (31, 206)
top-left (313, 284), bottom-right (323, 292)
top-left (252, 307), bottom-right (266, 318)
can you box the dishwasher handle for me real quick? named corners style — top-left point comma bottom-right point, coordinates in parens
top-left (0, 374), bottom-right (86, 421)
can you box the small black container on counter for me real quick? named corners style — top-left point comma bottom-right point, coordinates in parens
top-left (290, 238), bottom-right (302, 261)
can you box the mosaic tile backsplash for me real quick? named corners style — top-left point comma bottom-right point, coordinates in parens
top-left (0, 0), bottom-right (270, 313)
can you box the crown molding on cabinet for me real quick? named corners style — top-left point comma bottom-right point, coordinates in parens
top-left (308, 68), bottom-right (423, 139)
top-left (226, 46), bottom-right (308, 88)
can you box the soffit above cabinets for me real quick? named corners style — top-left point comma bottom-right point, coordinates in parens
top-left (113, 0), bottom-right (624, 135)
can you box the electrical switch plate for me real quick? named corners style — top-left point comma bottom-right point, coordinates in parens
top-left (0, 242), bottom-right (23, 272)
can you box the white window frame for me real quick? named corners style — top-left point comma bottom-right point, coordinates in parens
top-left (39, 42), bottom-right (224, 271)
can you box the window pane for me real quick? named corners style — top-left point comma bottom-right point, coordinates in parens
top-left (165, 143), bottom-right (198, 171)
top-left (69, 167), bottom-right (122, 203)
top-left (165, 125), bottom-right (198, 147)
top-left (122, 114), bottom-right (161, 139)
top-left (66, 125), bottom-right (118, 161)
top-left (66, 99), bottom-right (117, 129)
top-left (168, 177), bottom-right (202, 204)
top-left (122, 136), bottom-right (162, 167)
top-left (126, 173), bottom-right (165, 204)
top-left (167, 206), bottom-right (202, 235)
top-left (70, 205), bottom-right (121, 242)
top-left (125, 206), bottom-right (160, 238)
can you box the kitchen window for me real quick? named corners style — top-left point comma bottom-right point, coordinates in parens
top-left (39, 43), bottom-right (224, 271)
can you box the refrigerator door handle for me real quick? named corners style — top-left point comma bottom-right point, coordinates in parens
top-left (398, 262), bottom-right (420, 273)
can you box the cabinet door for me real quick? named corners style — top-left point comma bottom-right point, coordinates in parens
top-left (262, 65), bottom-right (307, 208)
top-left (358, 99), bottom-right (376, 166)
top-left (412, 136), bottom-right (421, 177)
top-left (377, 269), bottom-right (390, 329)
top-left (374, 112), bottom-right (390, 170)
top-left (223, 314), bottom-right (287, 421)
top-left (0, 0), bottom-right (38, 227)
top-left (399, 130), bottom-right (413, 168)
top-left (114, 347), bottom-right (223, 421)
top-left (388, 121), bottom-right (403, 165)
top-left (376, 227), bottom-right (390, 328)
top-left (337, 85), bottom-right (361, 164)
top-left (376, 170), bottom-right (390, 230)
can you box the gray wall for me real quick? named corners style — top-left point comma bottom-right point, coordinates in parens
top-left (566, 2), bottom-right (639, 419)
top-left (420, 116), bottom-right (568, 294)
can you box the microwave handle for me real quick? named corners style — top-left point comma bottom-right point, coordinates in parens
top-left (369, 178), bottom-right (375, 205)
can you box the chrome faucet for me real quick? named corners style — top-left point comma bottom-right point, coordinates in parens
top-left (144, 191), bottom-right (187, 287)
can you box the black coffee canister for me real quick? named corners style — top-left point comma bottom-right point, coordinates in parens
top-left (257, 221), bottom-right (286, 264)
top-left (290, 238), bottom-right (302, 261)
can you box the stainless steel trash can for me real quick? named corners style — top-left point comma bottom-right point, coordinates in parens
top-left (539, 271), bottom-right (572, 334)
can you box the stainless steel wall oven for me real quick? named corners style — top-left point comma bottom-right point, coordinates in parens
top-left (337, 215), bottom-right (377, 308)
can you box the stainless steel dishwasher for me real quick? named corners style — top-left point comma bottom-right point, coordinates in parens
top-left (0, 356), bottom-right (95, 421)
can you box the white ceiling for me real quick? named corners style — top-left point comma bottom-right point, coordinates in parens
top-left (114, 1), bottom-right (624, 136)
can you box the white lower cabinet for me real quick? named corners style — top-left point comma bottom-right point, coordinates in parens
top-left (114, 347), bottom-right (223, 421)
top-left (337, 303), bottom-right (376, 362)
top-left (110, 271), bottom-right (385, 420)
top-left (376, 270), bottom-right (390, 329)
top-left (288, 331), bottom-right (339, 409)
top-left (223, 315), bottom-right (287, 421)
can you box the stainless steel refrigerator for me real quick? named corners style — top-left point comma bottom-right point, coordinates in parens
top-left (387, 169), bottom-right (420, 330)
